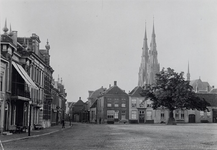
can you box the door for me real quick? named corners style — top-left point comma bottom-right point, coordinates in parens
top-left (213, 109), bottom-right (217, 123)
top-left (189, 114), bottom-right (195, 123)
top-left (139, 110), bottom-right (145, 123)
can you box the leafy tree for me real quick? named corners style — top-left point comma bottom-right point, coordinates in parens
top-left (141, 68), bottom-right (210, 125)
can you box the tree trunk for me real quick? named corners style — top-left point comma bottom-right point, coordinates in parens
top-left (166, 110), bottom-right (176, 125)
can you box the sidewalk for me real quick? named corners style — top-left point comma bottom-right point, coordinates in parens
top-left (0, 122), bottom-right (72, 143)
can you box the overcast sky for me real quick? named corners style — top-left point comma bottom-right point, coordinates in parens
top-left (1, 0), bottom-right (217, 102)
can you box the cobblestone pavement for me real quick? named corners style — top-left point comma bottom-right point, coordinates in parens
top-left (1, 123), bottom-right (217, 150)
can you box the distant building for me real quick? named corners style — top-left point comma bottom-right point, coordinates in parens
top-left (51, 78), bottom-right (67, 125)
top-left (88, 86), bottom-right (106, 123)
top-left (128, 86), bottom-right (154, 123)
top-left (95, 81), bottom-right (129, 124)
top-left (72, 97), bottom-right (88, 122)
top-left (187, 63), bottom-right (217, 94)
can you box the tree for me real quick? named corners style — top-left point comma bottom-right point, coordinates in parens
top-left (141, 68), bottom-right (210, 125)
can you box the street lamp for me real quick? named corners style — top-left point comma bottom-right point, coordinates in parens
top-left (28, 99), bottom-right (32, 136)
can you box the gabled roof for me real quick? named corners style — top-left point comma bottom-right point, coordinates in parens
top-left (190, 79), bottom-right (211, 92)
top-left (74, 99), bottom-right (84, 106)
top-left (210, 88), bottom-right (217, 94)
top-left (102, 85), bottom-right (127, 96)
top-left (197, 93), bottom-right (217, 107)
top-left (69, 102), bottom-right (76, 108)
top-left (88, 87), bottom-right (106, 99)
top-left (129, 86), bottom-right (143, 97)
top-left (90, 100), bottom-right (97, 108)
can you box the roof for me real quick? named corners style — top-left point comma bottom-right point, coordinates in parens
top-left (88, 87), bottom-right (106, 99)
top-left (196, 93), bottom-right (217, 107)
top-left (129, 86), bottom-right (143, 97)
top-left (90, 100), bottom-right (97, 108)
top-left (210, 88), bottom-right (217, 94)
top-left (190, 79), bottom-right (211, 92)
top-left (101, 85), bottom-right (127, 96)
top-left (74, 99), bottom-right (84, 106)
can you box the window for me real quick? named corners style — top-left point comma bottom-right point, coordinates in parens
top-left (121, 103), bottom-right (126, 107)
top-left (161, 111), bottom-right (164, 119)
top-left (114, 111), bottom-right (119, 119)
top-left (114, 104), bottom-right (119, 107)
top-left (139, 99), bottom-right (145, 107)
top-left (200, 111), bottom-right (204, 117)
top-left (107, 98), bottom-right (112, 101)
top-left (131, 99), bottom-right (136, 107)
top-left (139, 110), bottom-right (144, 114)
top-left (131, 110), bottom-right (137, 119)
top-left (107, 103), bottom-right (111, 107)
top-left (146, 111), bottom-right (152, 120)
top-left (107, 115), bottom-right (113, 119)
top-left (207, 111), bottom-right (211, 117)
top-left (175, 111), bottom-right (179, 119)
top-left (107, 110), bottom-right (114, 119)
top-left (0, 76), bottom-right (2, 91)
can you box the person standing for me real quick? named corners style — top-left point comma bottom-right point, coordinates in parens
top-left (61, 119), bottom-right (65, 128)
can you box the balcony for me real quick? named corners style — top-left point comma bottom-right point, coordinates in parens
top-left (12, 83), bottom-right (30, 98)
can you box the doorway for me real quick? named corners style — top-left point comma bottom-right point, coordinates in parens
top-left (189, 114), bottom-right (195, 123)
top-left (139, 110), bottom-right (145, 123)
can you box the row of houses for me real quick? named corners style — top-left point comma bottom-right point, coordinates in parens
top-left (65, 22), bottom-right (217, 124)
top-left (66, 81), bottom-right (217, 124)
top-left (0, 21), bottom-right (67, 133)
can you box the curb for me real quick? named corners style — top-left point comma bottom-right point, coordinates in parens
top-left (1, 126), bottom-right (72, 143)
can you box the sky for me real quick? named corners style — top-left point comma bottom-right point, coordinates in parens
top-left (1, 0), bottom-right (217, 102)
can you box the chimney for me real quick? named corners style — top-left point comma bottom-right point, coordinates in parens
top-left (11, 31), bottom-right (17, 46)
top-left (114, 81), bottom-right (117, 86)
top-left (109, 84), bottom-right (111, 88)
top-left (79, 97), bottom-right (81, 100)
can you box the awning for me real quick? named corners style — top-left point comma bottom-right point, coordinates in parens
top-left (12, 61), bottom-right (39, 90)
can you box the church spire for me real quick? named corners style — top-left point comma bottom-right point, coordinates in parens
top-left (150, 20), bottom-right (156, 50)
top-left (144, 22), bottom-right (147, 40)
top-left (187, 61), bottom-right (190, 81)
top-left (142, 22), bottom-right (148, 56)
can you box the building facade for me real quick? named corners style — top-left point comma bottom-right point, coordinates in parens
top-left (96, 81), bottom-right (129, 124)
top-left (88, 86), bottom-right (106, 123)
top-left (0, 21), bottom-right (68, 133)
top-left (128, 86), bottom-right (155, 123)
top-left (0, 21), bottom-right (40, 133)
top-left (71, 97), bottom-right (88, 122)
top-left (51, 78), bottom-right (67, 125)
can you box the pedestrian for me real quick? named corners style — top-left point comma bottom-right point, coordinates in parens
top-left (61, 119), bottom-right (65, 128)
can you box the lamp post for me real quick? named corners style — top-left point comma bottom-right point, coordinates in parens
top-left (28, 99), bottom-right (32, 136)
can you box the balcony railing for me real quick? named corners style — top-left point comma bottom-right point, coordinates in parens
top-left (12, 82), bottom-right (30, 98)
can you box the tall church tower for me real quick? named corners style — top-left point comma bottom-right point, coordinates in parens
top-left (138, 22), bottom-right (160, 87)
top-left (138, 24), bottom-right (149, 87)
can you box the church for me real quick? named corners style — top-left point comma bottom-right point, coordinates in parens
top-left (129, 22), bottom-right (217, 124)
top-left (138, 23), bottom-right (160, 86)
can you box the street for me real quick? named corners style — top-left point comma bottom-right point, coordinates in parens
top-left (2, 123), bottom-right (217, 150)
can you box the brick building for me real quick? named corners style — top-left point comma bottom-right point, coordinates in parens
top-left (95, 81), bottom-right (129, 124)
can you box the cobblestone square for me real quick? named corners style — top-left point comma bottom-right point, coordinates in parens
top-left (2, 123), bottom-right (217, 150)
